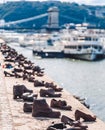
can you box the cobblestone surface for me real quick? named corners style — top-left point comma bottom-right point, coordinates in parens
top-left (0, 67), bottom-right (14, 130)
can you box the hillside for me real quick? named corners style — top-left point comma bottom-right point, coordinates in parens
top-left (0, 1), bottom-right (105, 30)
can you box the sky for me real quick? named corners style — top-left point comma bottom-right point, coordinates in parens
top-left (1, 0), bottom-right (105, 6)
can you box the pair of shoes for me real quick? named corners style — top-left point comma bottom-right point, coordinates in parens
top-left (32, 99), bottom-right (61, 118)
top-left (13, 84), bottom-right (33, 99)
top-left (34, 80), bottom-right (45, 87)
top-left (61, 115), bottom-right (88, 130)
top-left (36, 72), bottom-right (44, 77)
top-left (40, 89), bottom-right (61, 97)
top-left (47, 123), bottom-right (66, 130)
top-left (28, 77), bottom-right (35, 82)
top-left (61, 115), bottom-right (74, 125)
top-left (45, 82), bottom-right (63, 92)
top-left (4, 70), bottom-right (14, 77)
top-left (75, 109), bottom-right (96, 122)
top-left (14, 72), bottom-right (22, 78)
top-left (50, 99), bottom-right (72, 110)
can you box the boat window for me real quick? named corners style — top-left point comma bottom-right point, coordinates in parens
top-left (94, 46), bottom-right (97, 49)
top-left (85, 37), bottom-right (91, 41)
top-left (99, 46), bottom-right (102, 50)
top-left (78, 46), bottom-right (82, 49)
top-left (83, 45), bottom-right (89, 49)
top-left (93, 38), bottom-right (98, 41)
top-left (65, 46), bottom-right (76, 49)
top-left (47, 39), bottom-right (53, 46)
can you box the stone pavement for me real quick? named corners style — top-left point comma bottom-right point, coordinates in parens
top-left (0, 66), bottom-right (14, 130)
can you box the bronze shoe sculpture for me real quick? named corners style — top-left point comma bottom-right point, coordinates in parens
top-left (40, 89), bottom-right (61, 97)
top-left (13, 84), bottom-right (33, 99)
top-left (28, 76), bottom-right (35, 82)
top-left (61, 115), bottom-right (88, 130)
top-left (34, 80), bottom-right (45, 87)
top-left (50, 99), bottom-right (72, 110)
top-left (61, 115), bottom-right (74, 126)
top-left (4, 70), bottom-right (15, 77)
top-left (75, 109), bottom-right (96, 122)
top-left (32, 99), bottom-right (61, 118)
top-left (47, 123), bottom-right (66, 130)
top-left (45, 82), bottom-right (63, 92)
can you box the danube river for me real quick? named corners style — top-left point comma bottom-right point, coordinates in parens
top-left (9, 42), bottom-right (105, 122)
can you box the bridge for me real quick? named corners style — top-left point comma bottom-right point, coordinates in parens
top-left (0, 6), bottom-right (59, 30)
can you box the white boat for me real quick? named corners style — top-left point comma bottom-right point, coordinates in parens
top-left (61, 25), bottom-right (104, 61)
top-left (64, 43), bottom-right (104, 61)
top-left (33, 39), bottom-right (64, 58)
top-left (19, 34), bottom-right (35, 47)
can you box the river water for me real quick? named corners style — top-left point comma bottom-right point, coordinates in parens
top-left (9, 42), bottom-right (105, 122)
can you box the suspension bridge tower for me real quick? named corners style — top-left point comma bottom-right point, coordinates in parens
top-left (47, 6), bottom-right (60, 31)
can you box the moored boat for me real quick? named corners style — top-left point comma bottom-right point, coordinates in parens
top-left (33, 33), bottom-right (64, 58)
top-left (64, 43), bottom-right (104, 61)
top-left (61, 24), bottom-right (105, 61)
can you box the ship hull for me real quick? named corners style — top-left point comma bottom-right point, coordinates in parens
top-left (64, 53), bottom-right (104, 61)
top-left (33, 50), bottom-right (64, 58)
top-left (33, 49), bottom-right (104, 60)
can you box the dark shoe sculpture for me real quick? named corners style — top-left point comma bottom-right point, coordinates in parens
top-left (23, 102), bottom-right (33, 112)
top-left (61, 115), bottom-right (74, 125)
top-left (40, 89), bottom-right (61, 97)
top-left (45, 82), bottom-right (63, 92)
top-left (34, 80), bottom-right (45, 87)
top-left (36, 72), bottom-right (44, 77)
top-left (28, 76), bottom-right (35, 82)
top-left (75, 109), bottom-right (96, 122)
top-left (13, 84), bottom-right (33, 99)
top-left (47, 123), bottom-right (66, 130)
top-left (32, 99), bottom-right (61, 118)
top-left (61, 115), bottom-right (88, 130)
top-left (4, 70), bottom-right (14, 77)
top-left (50, 99), bottom-right (72, 110)
top-left (14, 72), bottom-right (22, 78)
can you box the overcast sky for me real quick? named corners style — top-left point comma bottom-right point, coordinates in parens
top-left (1, 0), bottom-right (105, 6)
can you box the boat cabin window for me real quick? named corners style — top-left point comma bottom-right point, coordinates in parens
top-left (85, 37), bottom-right (91, 41)
top-left (83, 45), bottom-right (90, 49)
top-left (65, 46), bottom-right (77, 49)
top-left (94, 46), bottom-right (98, 49)
top-left (47, 39), bottom-right (53, 46)
top-left (93, 38), bottom-right (98, 41)
top-left (98, 46), bottom-right (102, 51)
top-left (78, 46), bottom-right (82, 49)
top-left (84, 37), bottom-right (98, 41)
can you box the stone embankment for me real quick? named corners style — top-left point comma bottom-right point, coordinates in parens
top-left (0, 41), bottom-right (105, 130)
